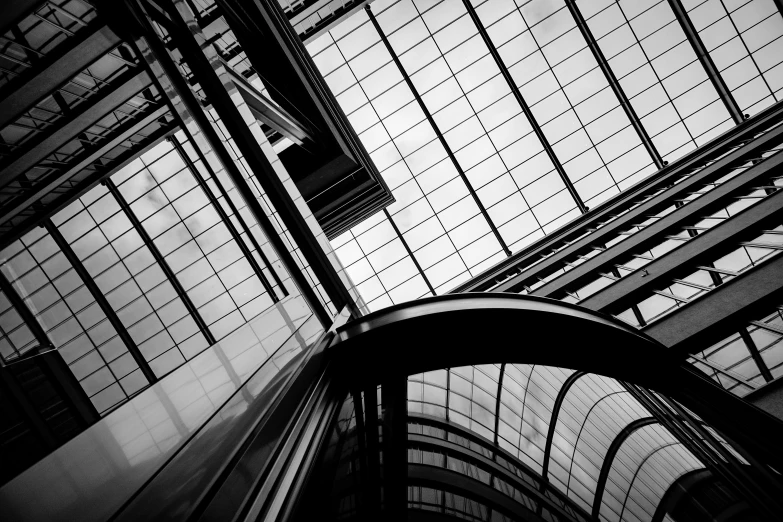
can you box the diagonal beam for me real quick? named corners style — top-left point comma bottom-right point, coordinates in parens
top-left (0, 24), bottom-right (121, 129)
top-left (462, 0), bottom-right (588, 212)
top-left (667, 0), bottom-right (744, 125)
top-left (0, 69), bottom-right (151, 188)
top-left (565, 0), bottom-right (664, 170)
top-left (0, 105), bottom-right (168, 228)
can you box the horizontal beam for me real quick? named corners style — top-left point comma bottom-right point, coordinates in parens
top-left (452, 102), bottom-right (783, 293)
top-left (0, 24), bottom-right (121, 129)
top-left (643, 253), bottom-right (783, 352)
top-left (0, 105), bottom-right (169, 227)
top-left (0, 69), bottom-right (151, 187)
top-left (496, 120), bottom-right (783, 294)
top-left (581, 187), bottom-right (783, 312)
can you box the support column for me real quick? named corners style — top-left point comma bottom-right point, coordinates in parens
top-left (462, 0), bottom-right (590, 210)
top-left (366, 5), bottom-right (512, 257)
top-left (667, 0), bottom-right (744, 125)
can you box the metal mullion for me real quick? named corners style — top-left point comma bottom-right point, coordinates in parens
top-left (0, 270), bottom-right (51, 351)
top-left (105, 179), bottom-right (216, 346)
top-left (44, 220), bottom-right (157, 385)
top-left (689, 353), bottom-right (756, 386)
top-left (749, 320), bottom-right (783, 336)
top-left (383, 208), bottom-right (435, 296)
top-left (366, 6), bottom-right (512, 256)
top-left (739, 328), bottom-right (774, 382)
top-left (667, 0), bottom-right (744, 124)
top-left (169, 135), bottom-right (278, 301)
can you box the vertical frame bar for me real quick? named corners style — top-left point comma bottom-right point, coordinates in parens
top-left (45, 220), bottom-right (158, 384)
top-left (667, 0), bottom-right (744, 125)
top-left (104, 178), bottom-right (217, 346)
top-left (461, 0), bottom-right (591, 210)
top-left (366, 5), bottom-right (513, 257)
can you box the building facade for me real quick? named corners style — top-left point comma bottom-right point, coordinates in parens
top-left (1, 0), bottom-right (783, 521)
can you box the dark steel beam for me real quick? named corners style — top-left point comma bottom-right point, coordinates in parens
top-left (591, 417), bottom-right (656, 519)
top-left (0, 104), bottom-right (169, 228)
top-left (644, 253), bottom-right (783, 352)
top-left (366, 5), bottom-right (512, 257)
top-left (541, 371), bottom-right (585, 480)
top-left (168, 135), bottom-right (280, 302)
top-left (492, 363), bottom-right (505, 445)
top-left (0, 24), bottom-right (121, 129)
top-left (495, 120), bottom-right (783, 295)
top-left (565, 0), bottom-right (664, 170)
top-left (578, 182), bottom-right (783, 312)
top-left (0, 270), bottom-right (51, 351)
top-left (462, 0), bottom-right (588, 211)
top-left (44, 221), bottom-right (158, 384)
top-left (667, 0), bottom-right (744, 125)
top-left (0, 69), bottom-right (152, 188)
top-left (121, 0), bottom-right (334, 327)
top-left (157, 0), bottom-right (358, 321)
top-left (104, 178), bottom-right (217, 346)
top-left (385, 209), bottom-right (435, 296)
top-left (739, 328), bottom-right (774, 383)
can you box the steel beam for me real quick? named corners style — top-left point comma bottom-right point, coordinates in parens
top-left (0, 270), bottom-right (51, 351)
top-left (541, 371), bottom-right (585, 480)
top-left (160, 0), bottom-right (359, 321)
top-left (667, 0), bottom-right (744, 125)
top-left (0, 69), bottom-right (152, 188)
top-left (366, 5), bottom-right (512, 257)
top-left (385, 209), bottom-right (435, 296)
top-left (565, 0), bottom-right (664, 170)
top-left (105, 178), bottom-right (217, 346)
top-left (0, 104), bottom-right (169, 228)
top-left (44, 221), bottom-right (158, 384)
top-left (497, 121), bottom-right (783, 295)
top-left (644, 253), bottom-right (783, 352)
top-left (451, 101), bottom-right (783, 294)
top-left (591, 417), bottom-right (656, 519)
top-left (168, 135), bottom-right (279, 301)
top-left (0, 24), bottom-right (121, 129)
top-left (462, 0), bottom-right (588, 212)
top-left (739, 328), bottom-right (774, 382)
top-left (578, 184), bottom-right (783, 312)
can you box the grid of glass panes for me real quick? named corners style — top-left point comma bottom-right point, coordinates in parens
top-left (686, 0), bottom-right (783, 117)
top-left (111, 140), bottom-right (274, 342)
top-left (474, 0), bottom-right (657, 206)
top-left (0, 228), bottom-right (147, 413)
top-left (582, 0), bottom-right (734, 161)
top-left (688, 303), bottom-right (783, 395)
top-left (206, 109), bottom-right (339, 317)
top-left (50, 167), bottom-right (212, 381)
top-left (615, 221), bottom-right (783, 327)
top-left (0, 289), bottom-right (39, 362)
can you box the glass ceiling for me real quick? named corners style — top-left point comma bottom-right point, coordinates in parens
top-left (306, 0), bottom-right (783, 311)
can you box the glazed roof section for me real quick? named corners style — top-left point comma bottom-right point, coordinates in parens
top-left (306, 0), bottom-right (783, 311)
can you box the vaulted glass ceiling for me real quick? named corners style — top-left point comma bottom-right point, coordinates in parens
top-left (305, 0), bottom-right (783, 311)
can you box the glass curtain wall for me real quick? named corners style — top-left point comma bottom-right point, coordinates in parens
top-left (306, 0), bottom-right (783, 312)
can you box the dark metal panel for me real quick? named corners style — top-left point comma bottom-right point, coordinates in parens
top-left (451, 101), bottom-right (783, 294)
top-left (168, 135), bottom-right (280, 301)
top-left (541, 371), bottom-right (585, 480)
top-left (0, 69), bottom-right (152, 187)
top-left (643, 254), bottom-right (783, 352)
top-left (44, 221), bottom-right (158, 384)
top-left (0, 105), bottom-right (169, 228)
top-left (0, 25), bottom-right (121, 129)
top-left (158, 0), bottom-right (359, 321)
top-left (578, 184), bottom-right (783, 311)
top-left (591, 417), bottom-right (657, 519)
top-left (667, 0), bottom-right (744, 125)
top-left (122, 0), bottom-right (334, 327)
top-left (0, 270), bottom-right (51, 351)
top-left (497, 123), bottom-right (783, 294)
top-left (565, 0), bottom-right (664, 170)
top-left (366, 5), bottom-right (512, 257)
top-left (462, 0), bottom-right (588, 212)
top-left (104, 178), bottom-right (217, 345)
